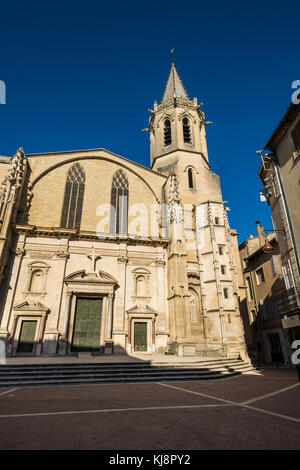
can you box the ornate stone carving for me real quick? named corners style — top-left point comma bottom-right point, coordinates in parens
top-left (167, 203), bottom-right (183, 224)
top-left (8, 148), bottom-right (26, 186)
top-left (0, 148), bottom-right (27, 217)
top-left (156, 112), bottom-right (174, 128)
top-left (25, 184), bottom-right (34, 222)
top-left (13, 300), bottom-right (50, 313)
top-left (55, 252), bottom-right (69, 260)
top-left (27, 251), bottom-right (55, 259)
top-left (168, 174), bottom-right (180, 204)
top-left (153, 258), bottom-right (165, 267)
top-left (15, 248), bottom-right (26, 257)
top-left (167, 176), bottom-right (182, 224)
top-left (0, 180), bottom-right (8, 206)
top-left (128, 257), bottom-right (153, 266)
top-left (65, 269), bottom-right (118, 286)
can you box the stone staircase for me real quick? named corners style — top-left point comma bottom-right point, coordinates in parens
top-left (0, 357), bottom-right (254, 388)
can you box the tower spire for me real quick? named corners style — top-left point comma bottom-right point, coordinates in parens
top-left (161, 58), bottom-right (189, 103)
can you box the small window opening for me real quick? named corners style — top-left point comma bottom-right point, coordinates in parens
top-left (188, 168), bottom-right (195, 189)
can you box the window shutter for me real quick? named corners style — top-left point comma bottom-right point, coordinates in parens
top-left (271, 255), bottom-right (280, 276)
top-left (282, 265), bottom-right (294, 289)
top-left (260, 299), bottom-right (268, 320)
top-left (269, 297), bottom-right (277, 319)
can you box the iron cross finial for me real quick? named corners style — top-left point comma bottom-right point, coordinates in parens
top-left (169, 48), bottom-right (176, 61)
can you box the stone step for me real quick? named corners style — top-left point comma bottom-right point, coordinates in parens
top-left (0, 358), bottom-right (243, 371)
top-left (0, 360), bottom-right (254, 387)
top-left (0, 364), bottom-right (252, 380)
top-left (0, 369), bottom-right (254, 388)
top-left (0, 363), bottom-right (248, 377)
top-left (0, 360), bottom-right (244, 375)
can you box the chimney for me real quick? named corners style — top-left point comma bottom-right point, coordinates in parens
top-left (256, 221), bottom-right (265, 245)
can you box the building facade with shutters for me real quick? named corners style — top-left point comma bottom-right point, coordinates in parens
top-left (258, 103), bottom-right (300, 347)
top-left (239, 223), bottom-right (291, 365)
top-left (0, 62), bottom-right (247, 358)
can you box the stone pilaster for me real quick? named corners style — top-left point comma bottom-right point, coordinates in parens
top-left (58, 292), bottom-right (73, 355)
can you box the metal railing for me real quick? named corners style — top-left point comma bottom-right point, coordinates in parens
top-left (273, 287), bottom-right (300, 316)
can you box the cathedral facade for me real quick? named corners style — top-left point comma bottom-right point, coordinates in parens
top-left (0, 62), bottom-right (247, 358)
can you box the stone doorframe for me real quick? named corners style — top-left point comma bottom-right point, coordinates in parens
top-left (9, 301), bottom-right (50, 356)
top-left (126, 305), bottom-right (158, 354)
top-left (59, 270), bottom-right (119, 355)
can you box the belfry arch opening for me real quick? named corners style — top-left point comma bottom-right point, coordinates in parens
top-left (182, 117), bottom-right (191, 143)
top-left (163, 119), bottom-right (172, 146)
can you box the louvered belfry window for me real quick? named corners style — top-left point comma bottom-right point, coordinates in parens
top-left (183, 117), bottom-right (191, 143)
top-left (164, 119), bottom-right (172, 146)
top-left (110, 169), bottom-right (129, 235)
top-left (60, 163), bottom-right (85, 230)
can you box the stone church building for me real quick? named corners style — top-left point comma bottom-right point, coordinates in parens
top-left (0, 62), bottom-right (247, 358)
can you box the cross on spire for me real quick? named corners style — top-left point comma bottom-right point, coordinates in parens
top-left (169, 48), bottom-right (176, 61)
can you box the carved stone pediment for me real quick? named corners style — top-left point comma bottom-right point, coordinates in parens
top-left (14, 301), bottom-right (50, 313)
top-left (64, 269), bottom-right (118, 286)
top-left (127, 304), bottom-right (158, 317)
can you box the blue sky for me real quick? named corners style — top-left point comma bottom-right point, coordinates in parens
top-left (0, 0), bottom-right (299, 242)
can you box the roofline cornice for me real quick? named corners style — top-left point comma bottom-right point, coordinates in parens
top-left (27, 147), bottom-right (167, 179)
top-left (264, 103), bottom-right (300, 150)
top-left (151, 148), bottom-right (210, 169)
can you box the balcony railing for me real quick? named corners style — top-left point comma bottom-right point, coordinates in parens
top-left (273, 287), bottom-right (300, 315)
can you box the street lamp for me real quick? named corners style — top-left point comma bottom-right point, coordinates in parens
top-left (262, 229), bottom-right (285, 253)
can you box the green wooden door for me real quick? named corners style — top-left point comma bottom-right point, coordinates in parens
top-left (134, 322), bottom-right (147, 352)
top-left (17, 320), bottom-right (37, 353)
top-left (71, 297), bottom-right (103, 352)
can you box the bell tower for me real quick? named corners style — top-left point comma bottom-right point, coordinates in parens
top-left (146, 60), bottom-right (248, 359)
top-left (148, 60), bottom-right (210, 174)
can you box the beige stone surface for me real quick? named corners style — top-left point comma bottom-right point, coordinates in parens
top-left (0, 64), bottom-right (247, 359)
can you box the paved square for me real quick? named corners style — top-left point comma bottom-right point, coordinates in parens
top-left (0, 369), bottom-right (299, 450)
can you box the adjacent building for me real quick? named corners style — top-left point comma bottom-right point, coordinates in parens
top-left (239, 223), bottom-right (291, 365)
top-left (258, 102), bottom-right (300, 347)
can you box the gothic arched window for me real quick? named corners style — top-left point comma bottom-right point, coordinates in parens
top-left (164, 119), bottom-right (172, 146)
top-left (60, 163), bottom-right (85, 230)
top-left (183, 117), bottom-right (191, 143)
top-left (110, 169), bottom-right (129, 235)
top-left (189, 289), bottom-right (199, 324)
top-left (187, 167), bottom-right (195, 189)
